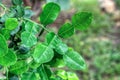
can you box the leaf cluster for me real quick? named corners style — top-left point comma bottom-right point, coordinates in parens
top-left (0, 0), bottom-right (92, 80)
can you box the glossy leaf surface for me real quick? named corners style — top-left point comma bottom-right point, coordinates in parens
top-left (58, 23), bottom-right (74, 38)
top-left (33, 43), bottom-right (54, 63)
top-left (0, 28), bottom-right (10, 40)
top-left (40, 2), bottom-right (60, 26)
top-left (21, 72), bottom-right (37, 80)
top-left (72, 12), bottom-right (92, 30)
top-left (63, 48), bottom-right (86, 70)
top-left (46, 32), bottom-right (68, 55)
top-left (45, 32), bottom-right (59, 48)
top-left (10, 61), bottom-right (29, 75)
top-left (0, 34), bottom-right (8, 56)
top-left (21, 31), bottom-right (37, 47)
top-left (25, 22), bottom-right (40, 35)
top-left (5, 18), bottom-right (18, 30)
top-left (0, 49), bottom-right (17, 66)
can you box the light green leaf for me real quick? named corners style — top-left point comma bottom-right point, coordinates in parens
top-left (0, 34), bottom-right (8, 56)
top-left (56, 70), bottom-right (67, 79)
top-left (67, 72), bottom-right (79, 80)
top-left (25, 21), bottom-right (40, 35)
top-left (46, 32), bottom-right (68, 55)
top-left (33, 43), bottom-right (54, 63)
top-left (10, 61), bottom-right (29, 75)
top-left (0, 28), bottom-right (10, 40)
top-left (63, 48), bottom-right (86, 70)
top-left (21, 31), bottom-right (37, 47)
top-left (40, 2), bottom-right (60, 26)
top-left (45, 32), bottom-right (59, 48)
top-left (21, 72), bottom-right (38, 80)
top-left (55, 42), bottom-right (68, 55)
top-left (72, 12), bottom-right (92, 30)
top-left (58, 23), bottom-right (74, 38)
top-left (29, 61), bottom-right (40, 69)
top-left (5, 18), bottom-right (18, 30)
top-left (0, 49), bottom-right (17, 66)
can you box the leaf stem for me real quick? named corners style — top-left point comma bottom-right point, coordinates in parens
top-left (38, 27), bottom-right (45, 37)
top-left (0, 3), bottom-right (6, 10)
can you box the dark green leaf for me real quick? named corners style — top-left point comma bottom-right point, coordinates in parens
top-left (16, 6), bottom-right (24, 17)
top-left (21, 72), bottom-right (38, 80)
top-left (5, 18), bottom-right (18, 30)
top-left (21, 31), bottom-right (37, 47)
top-left (72, 12), bottom-right (93, 30)
top-left (0, 34), bottom-right (8, 56)
top-left (0, 49), bottom-right (17, 66)
top-left (33, 43), bottom-right (54, 63)
top-left (37, 65), bottom-right (50, 80)
top-left (10, 61), bottom-right (29, 75)
top-left (40, 2), bottom-right (60, 26)
top-left (63, 48), bottom-right (86, 70)
top-left (58, 23), bottom-right (74, 38)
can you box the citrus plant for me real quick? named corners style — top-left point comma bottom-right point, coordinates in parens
top-left (0, 0), bottom-right (92, 80)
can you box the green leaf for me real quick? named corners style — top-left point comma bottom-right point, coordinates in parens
top-left (29, 61), bottom-right (40, 69)
top-left (0, 34), bottom-right (8, 56)
top-left (16, 5), bottom-right (24, 17)
top-left (40, 2), bottom-right (60, 26)
top-left (47, 0), bottom-right (70, 10)
top-left (63, 48), bottom-right (86, 70)
top-left (21, 72), bottom-right (38, 80)
top-left (0, 28), bottom-right (10, 40)
top-left (0, 49), bottom-right (17, 66)
top-left (37, 65), bottom-right (51, 80)
top-left (33, 43), bottom-right (54, 63)
top-left (46, 32), bottom-right (68, 55)
top-left (67, 72), bottom-right (79, 80)
top-left (25, 21), bottom-right (40, 35)
top-left (56, 70), bottom-right (67, 79)
top-left (21, 31), bottom-right (37, 47)
top-left (5, 18), bottom-right (18, 30)
top-left (10, 61), bottom-right (29, 75)
top-left (55, 42), bottom-right (68, 55)
top-left (58, 23), bottom-right (74, 38)
top-left (72, 12), bottom-right (92, 30)
top-left (45, 32), bottom-right (59, 48)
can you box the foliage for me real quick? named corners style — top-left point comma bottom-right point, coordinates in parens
top-left (63, 0), bottom-right (120, 79)
top-left (0, 0), bottom-right (92, 80)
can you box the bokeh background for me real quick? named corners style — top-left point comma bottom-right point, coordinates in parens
top-left (1, 0), bottom-right (120, 80)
